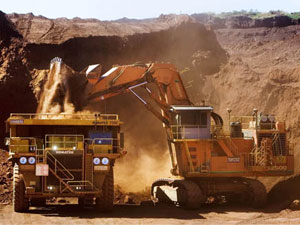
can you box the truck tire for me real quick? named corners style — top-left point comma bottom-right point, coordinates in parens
top-left (95, 168), bottom-right (114, 212)
top-left (13, 165), bottom-right (29, 212)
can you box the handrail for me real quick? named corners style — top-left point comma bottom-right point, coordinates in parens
top-left (45, 134), bottom-right (84, 150)
top-left (91, 138), bottom-right (117, 144)
top-left (88, 137), bottom-right (122, 153)
top-left (36, 149), bottom-right (44, 163)
top-left (46, 151), bottom-right (74, 181)
top-left (230, 115), bottom-right (284, 130)
top-left (272, 132), bottom-right (285, 156)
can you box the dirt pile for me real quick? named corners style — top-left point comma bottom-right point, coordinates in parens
top-left (0, 150), bottom-right (13, 204)
top-left (267, 174), bottom-right (300, 209)
top-left (114, 185), bottom-right (151, 204)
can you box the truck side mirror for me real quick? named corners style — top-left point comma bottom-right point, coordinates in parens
top-left (120, 133), bottom-right (124, 149)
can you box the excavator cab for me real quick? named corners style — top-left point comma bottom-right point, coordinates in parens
top-left (170, 106), bottom-right (212, 139)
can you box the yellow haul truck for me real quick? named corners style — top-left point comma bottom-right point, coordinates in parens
top-left (5, 113), bottom-right (125, 212)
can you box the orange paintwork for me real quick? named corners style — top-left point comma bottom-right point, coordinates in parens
top-left (87, 63), bottom-right (190, 105)
top-left (231, 139), bottom-right (253, 153)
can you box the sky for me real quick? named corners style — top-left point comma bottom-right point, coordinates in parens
top-left (1, 0), bottom-right (300, 20)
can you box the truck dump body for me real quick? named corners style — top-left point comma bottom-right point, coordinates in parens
top-left (6, 113), bottom-right (124, 212)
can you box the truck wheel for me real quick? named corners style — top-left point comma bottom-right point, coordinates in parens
top-left (95, 168), bottom-right (114, 212)
top-left (13, 165), bottom-right (29, 212)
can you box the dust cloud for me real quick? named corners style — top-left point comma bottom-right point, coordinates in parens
top-left (114, 145), bottom-right (171, 192)
top-left (87, 93), bottom-right (174, 192)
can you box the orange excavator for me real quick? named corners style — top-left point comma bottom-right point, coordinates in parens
top-left (84, 62), bottom-right (294, 209)
top-left (83, 61), bottom-right (294, 209)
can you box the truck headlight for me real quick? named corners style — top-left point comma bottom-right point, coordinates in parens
top-left (93, 157), bottom-right (100, 165)
top-left (101, 157), bottom-right (109, 165)
top-left (19, 157), bottom-right (27, 164)
top-left (28, 157), bottom-right (36, 164)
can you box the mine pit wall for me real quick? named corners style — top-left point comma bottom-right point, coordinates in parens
top-left (0, 12), bottom-right (37, 149)
top-left (24, 22), bottom-right (227, 74)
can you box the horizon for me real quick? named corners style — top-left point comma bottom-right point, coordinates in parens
top-left (1, 0), bottom-right (300, 21)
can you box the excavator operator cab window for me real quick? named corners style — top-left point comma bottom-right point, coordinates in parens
top-left (177, 111), bottom-right (208, 127)
top-left (170, 106), bottom-right (212, 139)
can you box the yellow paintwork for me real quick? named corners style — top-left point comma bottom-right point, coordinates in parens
top-left (8, 119), bottom-right (121, 126)
top-left (10, 139), bottom-right (29, 153)
top-left (6, 113), bottom-right (122, 127)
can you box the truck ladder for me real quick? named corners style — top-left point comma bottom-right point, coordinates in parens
top-left (46, 151), bottom-right (98, 194)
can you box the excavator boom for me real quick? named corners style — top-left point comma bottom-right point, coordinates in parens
top-left (87, 63), bottom-right (191, 111)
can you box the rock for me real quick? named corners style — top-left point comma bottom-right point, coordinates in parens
top-left (289, 200), bottom-right (300, 210)
top-left (124, 195), bottom-right (135, 204)
top-left (0, 185), bottom-right (4, 194)
top-left (6, 172), bottom-right (12, 179)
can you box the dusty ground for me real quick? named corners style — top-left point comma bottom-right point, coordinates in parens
top-left (1, 203), bottom-right (300, 225)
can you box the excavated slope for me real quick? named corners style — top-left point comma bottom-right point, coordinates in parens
top-left (8, 13), bottom-right (193, 44)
